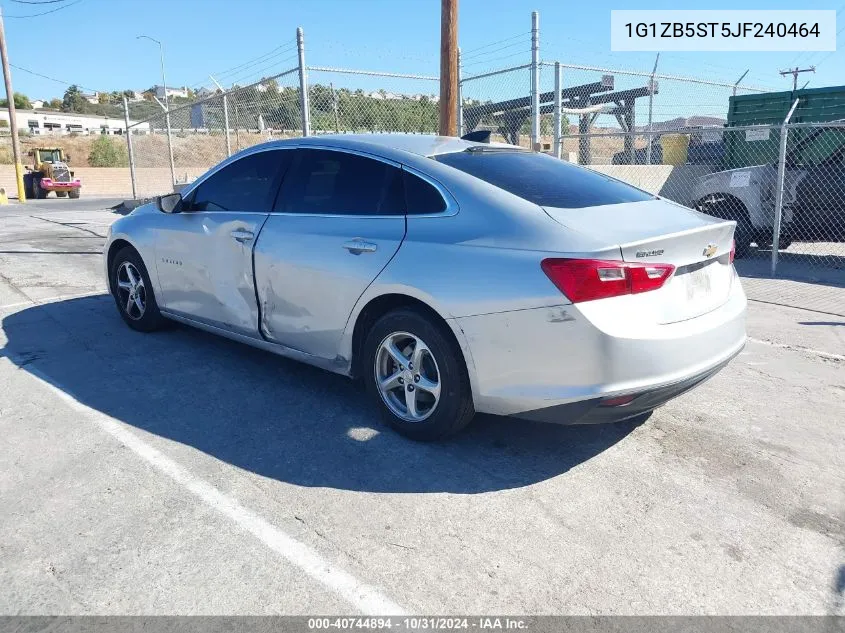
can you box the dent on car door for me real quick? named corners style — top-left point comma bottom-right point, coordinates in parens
top-left (154, 150), bottom-right (289, 336)
top-left (253, 148), bottom-right (407, 360)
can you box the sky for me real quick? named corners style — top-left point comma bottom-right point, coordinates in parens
top-left (1, 0), bottom-right (842, 121)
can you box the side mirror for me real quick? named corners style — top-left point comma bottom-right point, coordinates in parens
top-left (157, 192), bottom-right (182, 214)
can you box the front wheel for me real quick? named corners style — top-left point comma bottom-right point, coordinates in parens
top-left (68, 188), bottom-right (80, 199)
top-left (109, 246), bottom-right (165, 332)
top-left (362, 309), bottom-right (474, 441)
top-left (33, 178), bottom-right (48, 199)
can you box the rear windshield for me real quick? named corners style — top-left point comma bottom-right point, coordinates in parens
top-left (434, 149), bottom-right (654, 208)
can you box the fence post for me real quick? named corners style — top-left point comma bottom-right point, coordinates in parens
top-left (122, 96), bottom-right (137, 200)
top-left (208, 76), bottom-right (231, 157)
top-left (530, 11), bottom-right (540, 150)
top-left (772, 98), bottom-right (800, 277)
top-left (222, 94), bottom-right (232, 156)
top-left (645, 53), bottom-right (659, 165)
top-left (456, 48), bottom-right (463, 136)
top-left (297, 26), bottom-right (310, 137)
top-left (330, 82), bottom-right (340, 133)
top-left (553, 61), bottom-right (562, 159)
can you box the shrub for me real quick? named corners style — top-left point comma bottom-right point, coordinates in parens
top-left (88, 135), bottom-right (128, 167)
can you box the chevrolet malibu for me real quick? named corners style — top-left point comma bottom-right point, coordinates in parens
top-left (104, 134), bottom-right (746, 441)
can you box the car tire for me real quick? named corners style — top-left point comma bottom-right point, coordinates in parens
top-left (23, 173), bottom-right (33, 199)
top-left (362, 308), bottom-right (475, 441)
top-left (33, 177), bottom-right (48, 199)
top-left (109, 246), bottom-right (165, 333)
top-left (68, 189), bottom-right (80, 199)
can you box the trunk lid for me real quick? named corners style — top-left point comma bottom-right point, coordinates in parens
top-left (544, 199), bottom-right (737, 323)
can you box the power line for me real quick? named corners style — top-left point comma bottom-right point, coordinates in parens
top-left (9, 0), bottom-right (72, 4)
top-left (460, 39), bottom-right (525, 62)
top-left (9, 62), bottom-right (101, 93)
top-left (3, 0), bottom-right (82, 18)
top-left (461, 31), bottom-right (529, 55)
top-left (186, 43), bottom-right (297, 90)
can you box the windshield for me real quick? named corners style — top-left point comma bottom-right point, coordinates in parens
top-left (37, 150), bottom-right (61, 163)
top-left (434, 149), bottom-right (654, 208)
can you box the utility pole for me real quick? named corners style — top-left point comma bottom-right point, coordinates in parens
top-left (0, 7), bottom-right (27, 202)
top-left (779, 66), bottom-right (815, 91)
top-left (439, 0), bottom-right (458, 137)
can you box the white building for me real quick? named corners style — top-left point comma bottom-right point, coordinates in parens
top-left (30, 99), bottom-right (45, 109)
top-left (0, 109), bottom-right (149, 135)
top-left (81, 92), bottom-right (100, 104)
top-left (153, 85), bottom-right (189, 99)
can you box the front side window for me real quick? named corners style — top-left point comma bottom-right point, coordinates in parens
top-left (189, 150), bottom-right (289, 212)
top-left (276, 149), bottom-right (403, 215)
top-left (434, 149), bottom-right (655, 208)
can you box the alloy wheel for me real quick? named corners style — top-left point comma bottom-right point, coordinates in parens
top-left (116, 261), bottom-right (146, 320)
top-left (374, 331), bottom-right (441, 422)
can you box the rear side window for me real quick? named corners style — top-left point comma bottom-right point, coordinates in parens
top-left (190, 150), bottom-right (288, 212)
top-left (276, 149), bottom-right (404, 215)
top-left (434, 150), bottom-right (654, 208)
top-left (403, 170), bottom-right (447, 214)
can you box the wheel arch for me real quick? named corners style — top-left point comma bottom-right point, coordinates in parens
top-left (345, 292), bottom-right (478, 395)
top-left (105, 238), bottom-right (143, 293)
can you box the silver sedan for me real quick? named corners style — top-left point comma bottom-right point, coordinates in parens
top-left (104, 134), bottom-right (746, 441)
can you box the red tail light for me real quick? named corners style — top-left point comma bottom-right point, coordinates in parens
top-left (541, 258), bottom-right (675, 303)
top-left (730, 239), bottom-right (736, 264)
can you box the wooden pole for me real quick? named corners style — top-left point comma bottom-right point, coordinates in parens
top-left (439, 0), bottom-right (458, 137)
top-left (0, 7), bottom-right (27, 202)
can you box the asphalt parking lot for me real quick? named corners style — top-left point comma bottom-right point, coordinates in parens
top-left (1, 197), bottom-right (843, 615)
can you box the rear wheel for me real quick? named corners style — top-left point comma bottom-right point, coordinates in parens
top-left (23, 173), bottom-right (33, 199)
top-left (362, 308), bottom-right (474, 441)
top-left (109, 246), bottom-right (165, 332)
top-left (697, 196), bottom-right (751, 258)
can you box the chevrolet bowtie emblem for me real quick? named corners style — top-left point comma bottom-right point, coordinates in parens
top-left (703, 243), bottom-right (718, 258)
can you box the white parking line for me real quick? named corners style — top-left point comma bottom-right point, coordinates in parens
top-left (19, 364), bottom-right (407, 616)
top-left (747, 336), bottom-right (844, 362)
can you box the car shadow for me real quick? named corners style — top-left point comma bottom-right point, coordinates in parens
top-left (1, 296), bottom-right (643, 494)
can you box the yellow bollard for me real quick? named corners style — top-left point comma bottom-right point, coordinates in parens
top-left (0, 187), bottom-right (8, 205)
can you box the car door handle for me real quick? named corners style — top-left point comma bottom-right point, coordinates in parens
top-left (342, 239), bottom-right (377, 254)
top-left (231, 229), bottom-right (255, 243)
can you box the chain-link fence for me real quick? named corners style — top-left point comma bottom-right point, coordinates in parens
top-left (126, 66), bottom-right (302, 197)
top-left (307, 67), bottom-right (439, 135)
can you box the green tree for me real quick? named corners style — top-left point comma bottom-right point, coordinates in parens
top-left (48, 98), bottom-right (62, 110)
top-left (0, 92), bottom-right (32, 109)
top-left (88, 135), bottom-right (128, 167)
top-left (62, 85), bottom-right (88, 112)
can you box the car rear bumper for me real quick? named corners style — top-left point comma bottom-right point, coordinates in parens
top-left (513, 344), bottom-right (742, 424)
top-left (455, 271), bottom-right (747, 423)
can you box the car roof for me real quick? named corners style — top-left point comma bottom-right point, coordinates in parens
top-left (258, 133), bottom-right (520, 159)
